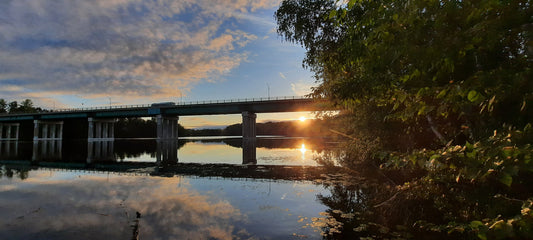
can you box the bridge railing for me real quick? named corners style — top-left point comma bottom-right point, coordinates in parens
top-left (176, 95), bottom-right (310, 106)
top-left (2, 96), bottom-right (312, 115)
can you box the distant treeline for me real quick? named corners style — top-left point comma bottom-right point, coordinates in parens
top-left (116, 118), bottom-right (331, 138)
top-left (0, 99), bottom-right (47, 114)
top-left (189, 119), bottom-right (331, 137)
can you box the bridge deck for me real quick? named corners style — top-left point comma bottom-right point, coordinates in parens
top-left (0, 97), bottom-right (326, 121)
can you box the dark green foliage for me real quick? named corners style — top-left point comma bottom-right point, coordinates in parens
top-left (276, 0), bottom-right (533, 238)
top-left (0, 99), bottom-right (7, 114)
top-left (0, 99), bottom-right (45, 114)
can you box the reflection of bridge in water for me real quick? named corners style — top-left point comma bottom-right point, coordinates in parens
top-left (0, 161), bottom-right (328, 181)
top-left (0, 139), bottom-right (332, 180)
top-left (0, 138), bottom-right (259, 164)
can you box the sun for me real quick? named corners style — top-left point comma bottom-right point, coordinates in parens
top-left (299, 116), bottom-right (306, 122)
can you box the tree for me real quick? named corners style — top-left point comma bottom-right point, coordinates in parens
top-left (276, 0), bottom-right (533, 238)
top-left (8, 101), bottom-right (18, 114)
top-left (19, 99), bottom-right (34, 113)
top-left (0, 99), bottom-right (6, 114)
top-left (277, 0), bottom-right (532, 147)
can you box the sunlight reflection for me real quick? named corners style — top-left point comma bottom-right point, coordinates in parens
top-left (300, 144), bottom-right (307, 161)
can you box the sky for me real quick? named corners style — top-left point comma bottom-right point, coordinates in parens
top-left (0, 0), bottom-right (316, 128)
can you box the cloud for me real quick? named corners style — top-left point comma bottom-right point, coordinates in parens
top-left (0, 175), bottom-right (247, 239)
top-left (0, 0), bottom-right (278, 106)
top-left (290, 80), bottom-right (313, 96)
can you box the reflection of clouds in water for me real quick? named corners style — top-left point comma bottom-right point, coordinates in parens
top-left (0, 174), bottom-right (246, 240)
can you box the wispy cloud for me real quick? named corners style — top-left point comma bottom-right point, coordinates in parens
top-left (290, 80), bottom-right (313, 96)
top-left (0, 0), bottom-right (280, 106)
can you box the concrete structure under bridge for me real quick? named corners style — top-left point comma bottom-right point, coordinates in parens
top-left (0, 97), bottom-right (328, 162)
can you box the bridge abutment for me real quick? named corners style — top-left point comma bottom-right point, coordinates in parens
top-left (156, 115), bottom-right (179, 140)
top-left (0, 123), bottom-right (20, 140)
top-left (33, 120), bottom-right (63, 140)
top-left (88, 118), bottom-right (116, 141)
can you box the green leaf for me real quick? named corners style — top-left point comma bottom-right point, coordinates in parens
top-left (499, 173), bottom-right (512, 187)
top-left (436, 89), bottom-right (448, 99)
top-left (329, 9), bottom-right (337, 19)
top-left (470, 221), bottom-right (488, 240)
top-left (470, 220), bottom-right (484, 228)
top-left (468, 90), bottom-right (481, 102)
top-left (348, 0), bottom-right (356, 9)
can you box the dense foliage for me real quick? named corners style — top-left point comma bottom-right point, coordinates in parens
top-left (0, 99), bottom-right (45, 114)
top-left (276, 0), bottom-right (532, 239)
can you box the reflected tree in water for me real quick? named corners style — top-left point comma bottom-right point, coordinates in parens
top-left (0, 166), bottom-right (29, 180)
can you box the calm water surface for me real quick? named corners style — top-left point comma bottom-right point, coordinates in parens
top-left (0, 137), bottom-right (338, 239)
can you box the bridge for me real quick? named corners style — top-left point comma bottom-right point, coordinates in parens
top-left (0, 96), bottom-right (324, 141)
top-left (0, 96), bottom-right (328, 163)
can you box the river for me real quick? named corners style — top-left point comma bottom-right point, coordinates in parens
top-left (0, 137), bottom-right (340, 239)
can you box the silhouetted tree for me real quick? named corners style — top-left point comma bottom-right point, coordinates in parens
top-left (0, 99), bottom-right (6, 113)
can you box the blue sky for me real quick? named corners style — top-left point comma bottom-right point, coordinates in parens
top-left (0, 0), bottom-right (316, 128)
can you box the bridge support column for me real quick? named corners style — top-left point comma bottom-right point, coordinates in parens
top-left (156, 140), bottom-right (178, 165)
top-left (33, 120), bottom-right (63, 140)
top-left (87, 140), bottom-right (114, 163)
top-left (32, 140), bottom-right (62, 161)
top-left (242, 111), bottom-right (257, 164)
top-left (242, 138), bottom-right (257, 165)
top-left (88, 118), bottom-right (116, 141)
top-left (242, 111), bottom-right (256, 140)
top-left (0, 123), bottom-right (20, 140)
top-left (156, 115), bottom-right (179, 140)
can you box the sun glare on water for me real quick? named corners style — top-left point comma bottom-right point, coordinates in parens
top-left (299, 116), bottom-right (306, 122)
top-left (300, 143), bottom-right (307, 161)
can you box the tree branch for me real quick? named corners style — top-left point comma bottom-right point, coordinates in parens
top-left (426, 115), bottom-right (446, 144)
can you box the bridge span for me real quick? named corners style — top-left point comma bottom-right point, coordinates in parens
top-left (0, 96), bottom-right (326, 144)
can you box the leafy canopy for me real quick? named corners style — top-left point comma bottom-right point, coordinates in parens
top-left (276, 0), bottom-right (533, 238)
top-left (276, 0), bottom-right (532, 143)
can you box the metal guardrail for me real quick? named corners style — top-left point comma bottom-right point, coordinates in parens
top-left (0, 96), bottom-right (311, 115)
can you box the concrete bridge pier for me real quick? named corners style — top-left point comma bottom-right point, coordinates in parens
top-left (156, 140), bottom-right (178, 165)
top-left (242, 111), bottom-right (257, 164)
top-left (156, 115), bottom-right (179, 140)
top-left (33, 120), bottom-right (63, 140)
top-left (0, 141), bottom-right (18, 158)
top-left (32, 140), bottom-right (62, 161)
top-left (0, 123), bottom-right (20, 140)
top-left (87, 140), bottom-right (115, 163)
top-left (88, 118), bottom-right (116, 141)
top-left (242, 139), bottom-right (257, 165)
top-left (242, 111), bottom-right (256, 140)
